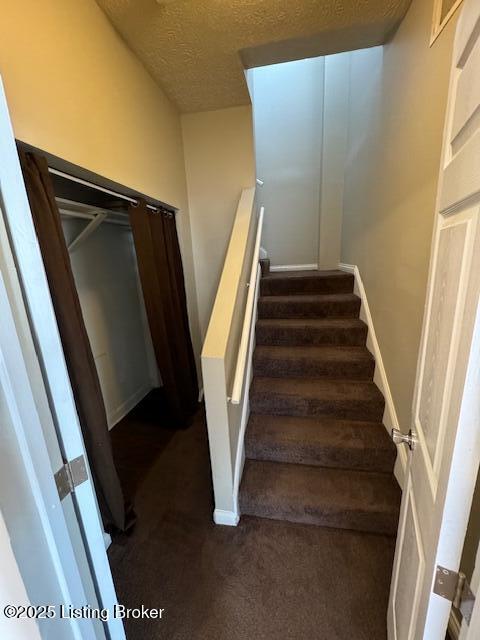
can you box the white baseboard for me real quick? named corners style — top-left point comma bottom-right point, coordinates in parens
top-left (339, 263), bottom-right (407, 488)
top-left (213, 509), bottom-right (239, 526)
top-left (270, 263), bottom-right (318, 272)
top-left (107, 384), bottom-right (152, 430)
top-left (337, 262), bottom-right (355, 274)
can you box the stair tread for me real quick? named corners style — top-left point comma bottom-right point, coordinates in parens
top-left (262, 269), bottom-right (346, 280)
top-left (256, 318), bottom-right (366, 329)
top-left (260, 293), bottom-right (359, 303)
top-left (254, 345), bottom-right (374, 362)
top-left (252, 376), bottom-right (383, 401)
top-left (246, 413), bottom-right (394, 451)
top-left (240, 460), bottom-right (401, 526)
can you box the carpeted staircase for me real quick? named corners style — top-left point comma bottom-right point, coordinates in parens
top-left (239, 266), bottom-right (401, 536)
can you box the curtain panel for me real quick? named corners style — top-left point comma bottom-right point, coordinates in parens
top-left (128, 201), bottom-right (198, 426)
top-left (19, 150), bottom-right (131, 533)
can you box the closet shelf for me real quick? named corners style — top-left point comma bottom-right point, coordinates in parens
top-left (57, 197), bottom-right (130, 253)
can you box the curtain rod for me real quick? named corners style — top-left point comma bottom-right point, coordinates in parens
top-left (48, 167), bottom-right (170, 214)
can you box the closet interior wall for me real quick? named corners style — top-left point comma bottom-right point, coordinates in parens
top-left (59, 196), bottom-right (159, 429)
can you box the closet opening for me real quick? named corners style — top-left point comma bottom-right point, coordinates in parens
top-left (17, 144), bottom-right (200, 550)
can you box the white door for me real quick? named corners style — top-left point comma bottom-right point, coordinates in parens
top-left (0, 263), bottom-right (98, 640)
top-left (0, 79), bottom-right (125, 639)
top-left (388, 1), bottom-right (480, 638)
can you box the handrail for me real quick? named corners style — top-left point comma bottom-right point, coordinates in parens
top-left (230, 206), bottom-right (264, 404)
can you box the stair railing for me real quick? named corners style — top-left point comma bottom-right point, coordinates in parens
top-left (230, 205), bottom-right (264, 404)
top-left (201, 187), bottom-right (263, 525)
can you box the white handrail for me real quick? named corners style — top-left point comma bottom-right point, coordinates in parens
top-left (230, 206), bottom-right (264, 404)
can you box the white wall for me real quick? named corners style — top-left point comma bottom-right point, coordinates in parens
top-left (62, 219), bottom-right (158, 428)
top-left (251, 58), bottom-right (324, 267)
top-left (318, 52), bottom-right (350, 270)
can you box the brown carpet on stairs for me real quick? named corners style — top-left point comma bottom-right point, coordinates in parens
top-left (109, 394), bottom-right (395, 640)
top-left (240, 268), bottom-right (401, 535)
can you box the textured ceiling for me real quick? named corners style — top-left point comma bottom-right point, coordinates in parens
top-left (96, 0), bottom-right (412, 113)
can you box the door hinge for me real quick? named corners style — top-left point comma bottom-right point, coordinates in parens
top-left (434, 565), bottom-right (475, 625)
top-left (54, 455), bottom-right (88, 501)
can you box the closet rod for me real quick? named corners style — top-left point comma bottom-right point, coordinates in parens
top-left (48, 167), bottom-right (164, 214)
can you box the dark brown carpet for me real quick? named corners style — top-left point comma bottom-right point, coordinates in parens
top-left (109, 397), bottom-right (395, 640)
top-left (241, 268), bottom-right (400, 534)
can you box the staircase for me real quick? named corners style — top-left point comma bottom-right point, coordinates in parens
top-left (239, 267), bottom-right (401, 536)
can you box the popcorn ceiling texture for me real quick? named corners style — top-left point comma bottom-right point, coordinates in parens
top-left (96, 0), bottom-right (412, 112)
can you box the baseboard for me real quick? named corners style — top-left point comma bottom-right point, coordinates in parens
top-left (338, 262), bottom-right (355, 274)
top-left (339, 263), bottom-right (407, 489)
top-left (448, 608), bottom-right (461, 639)
top-left (107, 384), bottom-right (152, 429)
top-left (213, 509), bottom-right (239, 526)
top-left (270, 263), bottom-right (318, 272)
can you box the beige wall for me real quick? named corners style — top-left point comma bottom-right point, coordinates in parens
top-left (182, 106), bottom-right (256, 337)
top-left (341, 0), bottom-right (458, 430)
top-left (0, 0), bottom-right (201, 361)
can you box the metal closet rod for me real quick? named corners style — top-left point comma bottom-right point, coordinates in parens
top-left (48, 167), bottom-right (169, 214)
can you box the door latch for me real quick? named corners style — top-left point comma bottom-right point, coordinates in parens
top-left (391, 428), bottom-right (418, 451)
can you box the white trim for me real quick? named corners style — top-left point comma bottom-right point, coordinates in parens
top-left (430, 0), bottom-right (464, 46)
top-left (231, 206), bottom-right (264, 404)
top-left (213, 509), bottom-right (240, 526)
top-left (269, 263), bottom-right (318, 272)
top-left (339, 262), bottom-right (407, 488)
top-left (107, 384), bottom-right (152, 429)
top-left (337, 262), bottom-right (355, 274)
top-left (232, 263), bottom-right (261, 521)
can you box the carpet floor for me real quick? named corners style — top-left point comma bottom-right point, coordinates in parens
top-left (108, 393), bottom-right (395, 640)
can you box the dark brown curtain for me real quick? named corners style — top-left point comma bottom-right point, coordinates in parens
top-left (19, 150), bottom-right (131, 533)
top-left (129, 200), bottom-right (198, 426)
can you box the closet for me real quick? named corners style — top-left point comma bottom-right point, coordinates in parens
top-left (19, 147), bottom-right (199, 537)
top-left (56, 174), bottom-right (160, 430)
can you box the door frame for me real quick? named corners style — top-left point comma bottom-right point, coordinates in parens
top-left (0, 77), bottom-right (124, 639)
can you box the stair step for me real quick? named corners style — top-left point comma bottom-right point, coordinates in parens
top-left (253, 346), bottom-right (375, 380)
top-left (256, 318), bottom-right (368, 347)
top-left (245, 414), bottom-right (396, 472)
top-left (239, 460), bottom-right (401, 535)
top-left (250, 377), bottom-right (385, 422)
top-left (258, 293), bottom-right (361, 320)
top-left (260, 269), bottom-right (354, 297)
